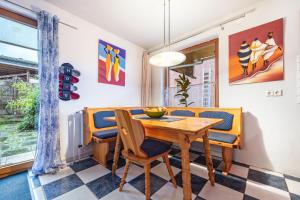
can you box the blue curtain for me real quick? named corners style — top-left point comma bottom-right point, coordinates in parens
top-left (32, 11), bottom-right (61, 175)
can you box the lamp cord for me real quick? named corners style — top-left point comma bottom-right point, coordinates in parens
top-left (168, 0), bottom-right (171, 50)
top-left (163, 0), bottom-right (166, 47)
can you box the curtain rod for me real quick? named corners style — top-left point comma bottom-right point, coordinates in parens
top-left (148, 8), bottom-right (256, 53)
top-left (3, 0), bottom-right (78, 30)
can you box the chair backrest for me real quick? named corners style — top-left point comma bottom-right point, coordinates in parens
top-left (170, 110), bottom-right (195, 117)
top-left (114, 109), bottom-right (148, 158)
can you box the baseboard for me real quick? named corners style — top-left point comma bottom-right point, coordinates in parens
top-left (64, 150), bottom-right (93, 164)
top-left (0, 161), bottom-right (33, 178)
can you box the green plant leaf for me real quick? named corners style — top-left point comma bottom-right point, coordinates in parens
top-left (188, 102), bottom-right (195, 106)
top-left (183, 93), bottom-right (189, 98)
top-left (174, 93), bottom-right (183, 97)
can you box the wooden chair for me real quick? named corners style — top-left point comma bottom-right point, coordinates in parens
top-left (114, 109), bottom-right (177, 200)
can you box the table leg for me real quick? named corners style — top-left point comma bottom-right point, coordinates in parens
top-left (179, 134), bottom-right (192, 200)
top-left (112, 133), bottom-right (121, 175)
top-left (202, 130), bottom-right (215, 185)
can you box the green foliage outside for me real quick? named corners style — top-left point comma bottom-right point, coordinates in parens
top-left (5, 80), bottom-right (39, 131)
top-left (0, 116), bottom-right (37, 157)
top-left (175, 74), bottom-right (194, 107)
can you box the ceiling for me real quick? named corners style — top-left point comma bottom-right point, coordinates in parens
top-left (46, 0), bottom-right (262, 50)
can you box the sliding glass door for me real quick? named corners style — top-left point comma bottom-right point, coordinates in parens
top-left (0, 8), bottom-right (38, 171)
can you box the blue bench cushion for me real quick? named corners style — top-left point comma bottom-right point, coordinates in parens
top-left (170, 110), bottom-right (195, 117)
top-left (199, 111), bottom-right (234, 131)
top-left (93, 128), bottom-right (118, 140)
top-left (208, 132), bottom-right (237, 144)
top-left (130, 109), bottom-right (144, 115)
top-left (93, 111), bottom-right (117, 128)
top-left (141, 139), bottom-right (171, 157)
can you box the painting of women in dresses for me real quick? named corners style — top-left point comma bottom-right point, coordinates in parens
top-left (229, 18), bottom-right (283, 85)
top-left (98, 40), bottom-right (126, 86)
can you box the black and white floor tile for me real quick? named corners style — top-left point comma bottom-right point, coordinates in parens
top-left (28, 148), bottom-right (300, 200)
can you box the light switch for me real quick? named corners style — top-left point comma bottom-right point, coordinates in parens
top-left (266, 90), bottom-right (283, 97)
top-left (266, 90), bottom-right (273, 97)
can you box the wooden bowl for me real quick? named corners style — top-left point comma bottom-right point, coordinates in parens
top-left (144, 107), bottom-right (167, 118)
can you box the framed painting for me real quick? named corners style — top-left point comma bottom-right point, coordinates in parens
top-left (229, 18), bottom-right (284, 85)
top-left (98, 40), bottom-right (126, 86)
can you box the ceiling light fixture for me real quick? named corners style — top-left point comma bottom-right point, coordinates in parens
top-left (149, 0), bottom-right (186, 67)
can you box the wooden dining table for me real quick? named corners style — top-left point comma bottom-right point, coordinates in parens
top-left (106, 115), bottom-right (223, 200)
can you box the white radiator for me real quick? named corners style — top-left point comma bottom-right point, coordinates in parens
top-left (67, 110), bottom-right (92, 163)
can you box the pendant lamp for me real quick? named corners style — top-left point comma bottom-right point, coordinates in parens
top-left (149, 0), bottom-right (186, 67)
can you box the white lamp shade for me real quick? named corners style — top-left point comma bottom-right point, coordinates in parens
top-left (149, 51), bottom-right (186, 67)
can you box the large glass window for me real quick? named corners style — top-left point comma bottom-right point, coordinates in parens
top-left (0, 10), bottom-right (38, 167)
top-left (0, 16), bottom-right (38, 62)
top-left (166, 41), bottom-right (218, 107)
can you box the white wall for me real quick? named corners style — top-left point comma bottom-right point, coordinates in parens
top-left (152, 0), bottom-right (300, 177)
top-left (7, 0), bottom-right (144, 161)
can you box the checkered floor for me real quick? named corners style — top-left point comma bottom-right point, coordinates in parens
top-left (28, 148), bottom-right (300, 200)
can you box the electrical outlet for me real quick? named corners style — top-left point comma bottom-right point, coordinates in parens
top-left (266, 90), bottom-right (283, 97)
top-left (266, 90), bottom-right (273, 97)
top-left (274, 90), bottom-right (283, 96)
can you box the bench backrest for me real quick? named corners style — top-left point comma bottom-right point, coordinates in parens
top-left (167, 107), bottom-right (243, 147)
top-left (170, 110), bottom-right (196, 117)
top-left (83, 107), bottom-right (144, 145)
top-left (130, 109), bottom-right (145, 115)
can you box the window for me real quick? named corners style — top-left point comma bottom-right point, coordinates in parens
top-left (0, 11), bottom-right (38, 63)
top-left (166, 39), bottom-right (219, 107)
top-left (0, 8), bottom-right (38, 168)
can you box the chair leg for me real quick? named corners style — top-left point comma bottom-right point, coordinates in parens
top-left (162, 154), bottom-right (177, 188)
top-left (222, 147), bottom-right (233, 175)
top-left (112, 134), bottom-right (122, 175)
top-left (144, 164), bottom-right (151, 200)
top-left (119, 159), bottom-right (131, 191)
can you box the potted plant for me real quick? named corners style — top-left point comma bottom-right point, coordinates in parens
top-left (175, 74), bottom-right (194, 107)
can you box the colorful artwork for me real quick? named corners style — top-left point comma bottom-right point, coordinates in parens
top-left (98, 40), bottom-right (126, 86)
top-left (229, 18), bottom-right (284, 85)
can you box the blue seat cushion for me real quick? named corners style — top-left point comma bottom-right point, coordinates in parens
top-left (141, 139), bottom-right (171, 157)
top-left (200, 111), bottom-right (234, 131)
top-left (130, 109), bottom-right (144, 115)
top-left (93, 128), bottom-right (118, 140)
top-left (208, 132), bottom-right (237, 144)
top-left (170, 110), bottom-right (195, 117)
top-left (93, 111), bottom-right (117, 128)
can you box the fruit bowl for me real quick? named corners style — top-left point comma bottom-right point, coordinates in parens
top-left (144, 107), bottom-right (167, 118)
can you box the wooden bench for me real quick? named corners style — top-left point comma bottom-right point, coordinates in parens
top-left (84, 106), bottom-right (242, 174)
top-left (167, 107), bottom-right (243, 174)
top-left (83, 107), bottom-right (145, 166)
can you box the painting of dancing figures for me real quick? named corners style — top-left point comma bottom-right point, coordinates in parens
top-left (98, 39), bottom-right (126, 86)
top-left (229, 18), bottom-right (284, 85)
